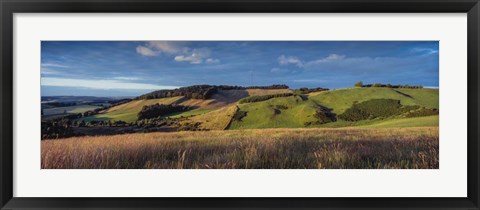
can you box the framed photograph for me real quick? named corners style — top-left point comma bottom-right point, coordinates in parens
top-left (1, 0), bottom-right (479, 209)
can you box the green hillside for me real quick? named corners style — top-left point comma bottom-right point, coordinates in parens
top-left (309, 87), bottom-right (438, 115)
top-left (81, 87), bottom-right (439, 129)
top-left (229, 88), bottom-right (439, 129)
top-left (229, 95), bottom-right (320, 129)
top-left (81, 88), bottom-right (292, 123)
top-left (359, 115), bottom-right (439, 128)
top-left (83, 96), bottom-right (183, 122)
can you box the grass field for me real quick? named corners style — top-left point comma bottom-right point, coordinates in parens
top-left (186, 105), bottom-right (239, 130)
top-left (359, 115), bottom-right (439, 128)
top-left (229, 95), bottom-right (319, 129)
top-left (228, 88), bottom-right (439, 129)
top-left (78, 88), bottom-right (439, 129)
top-left (83, 97), bottom-right (182, 122)
top-left (41, 127), bottom-right (439, 169)
top-left (313, 115), bottom-right (439, 128)
top-left (81, 88), bottom-right (296, 123)
top-left (164, 108), bottom-right (214, 118)
top-left (43, 105), bottom-right (103, 116)
top-left (246, 88), bottom-right (293, 96)
top-left (309, 88), bottom-right (439, 115)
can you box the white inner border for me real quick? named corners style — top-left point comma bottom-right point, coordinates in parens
top-left (13, 13), bottom-right (467, 197)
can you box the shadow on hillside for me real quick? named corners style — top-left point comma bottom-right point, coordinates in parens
top-left (211, 89), bottom-right (249, 104)
top-left (393, 89), bottom-right (413, 98)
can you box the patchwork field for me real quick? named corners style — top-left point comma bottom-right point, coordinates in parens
top-left (43, 104), bottom-right (103, 116)
top-left (83, 97), bottom-right (183, 122)
top-left (42, 127), bottom-right (439, 169)
top-left (77, 87), bottom-right (439, 130)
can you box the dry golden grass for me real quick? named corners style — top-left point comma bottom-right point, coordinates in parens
top-left (185, 105), bottom-right (239, 130)
top-left (105, 97), bottom-right (183, 113)
top-left (42, 127), bottom-right (438, 169)
top-left (177, 98), bottom-right (219, 108)
top-left (246, 88), bottom-right (293, 96)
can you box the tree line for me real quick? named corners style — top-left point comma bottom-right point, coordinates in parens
top-left (135, 84), bottom-right (290, 100)
top-left (137, 104), bottom-right (191, 120)
top-left (294, 87), bottom-right (329, 94)
top-left (354, 81), bottom-right (423, 89)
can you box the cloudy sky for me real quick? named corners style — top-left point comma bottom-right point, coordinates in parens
top-left (41, 41), bottom-right (439, 97)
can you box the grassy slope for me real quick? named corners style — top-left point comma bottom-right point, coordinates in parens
top-left (164, 108), bottom-right (214, 118)
top-left (309, 88), bottom-right (439, 115)
top-left (83, 88), bottom-right (293, 123)
top-left (186, 105), bottom-right (239, 130)
top-left (228, 88), bottom-right (439, 129)
top-left (82, 87), bottom-right (439, 128)
top-left (83, 96), bottom-right (182, 122)
top-left (359, 115), bottom-right (439, 128)
top-left (393, 88), bottom-right (439, 109)
top-left (229, 95), bottom-right (319, 129)
top-left (314, 115), bottom-right (439, 128)
top-left (246, 89), bottom-right (293, 96)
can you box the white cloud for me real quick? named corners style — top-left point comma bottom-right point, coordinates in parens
top-left (41, 77), bottom-right (178, 90)
top-left (278, 54), bottom-right (345, 69)
top-left (136, 46), bottom-right (159, 56)
top-left (205, 58), bottom-right (220, 64)
top-left (113, 76), bottom-right (142, 81)
top-left (41, 68), bottom-right (61, 75)
top-left (278, 55), bottom-right (303, 67)
top-left (136, 41), bottom-right (186, 57)
top-left (412, 48), bottom-right (439, 55)
top-left (174, 48), bottom-right (211, 64)
top-left (305, 54), bottom-right (345, 66)
top-left (136, 42), bottom-right (219, 65)
top-left (41, 63), bottom-right (69, 68)
top-left (147, 41), bottom-right (185, 54)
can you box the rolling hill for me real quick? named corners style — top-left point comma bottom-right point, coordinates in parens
top-left (83, 96), bottom-right (183, 122)
top-left (81, 89), bottom-right (292, 123)
top-left (80, 87), bottom-right (439, 129)
top-left (308, 87), bottom-right (438, 115)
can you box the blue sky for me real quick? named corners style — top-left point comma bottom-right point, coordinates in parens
top-left (41, 41), bottom-right (439, 97)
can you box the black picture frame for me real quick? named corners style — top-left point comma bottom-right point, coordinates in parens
top-left (1, 0), bottom-right (479, 209)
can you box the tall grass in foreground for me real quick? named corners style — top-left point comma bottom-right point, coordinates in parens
top-left (41, 127), bottom-right (438, 169)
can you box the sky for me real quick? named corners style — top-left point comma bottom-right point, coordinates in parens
top-left (41, 41), bottom-right (439, 97)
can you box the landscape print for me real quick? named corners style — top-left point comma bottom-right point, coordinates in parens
top-left (41, 41), bottom-right (439, 169)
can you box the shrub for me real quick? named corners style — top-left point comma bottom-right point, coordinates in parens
top-left (294, 87), bottom-right (329, 94)
top-left (338, 99), bottom-right (420, 121)
top-left (274, 105), bottom-right (289, 110)
top-left (41, 119), bottom-right (81, 140)
top-left (304, 106), bottom-right (336, 126)
top-left (404, 107), bottom-right (439, 117)
top-left (233, 110), bottom-right (248, 122)
top-left (137, 104), bottom-right (191, 120)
